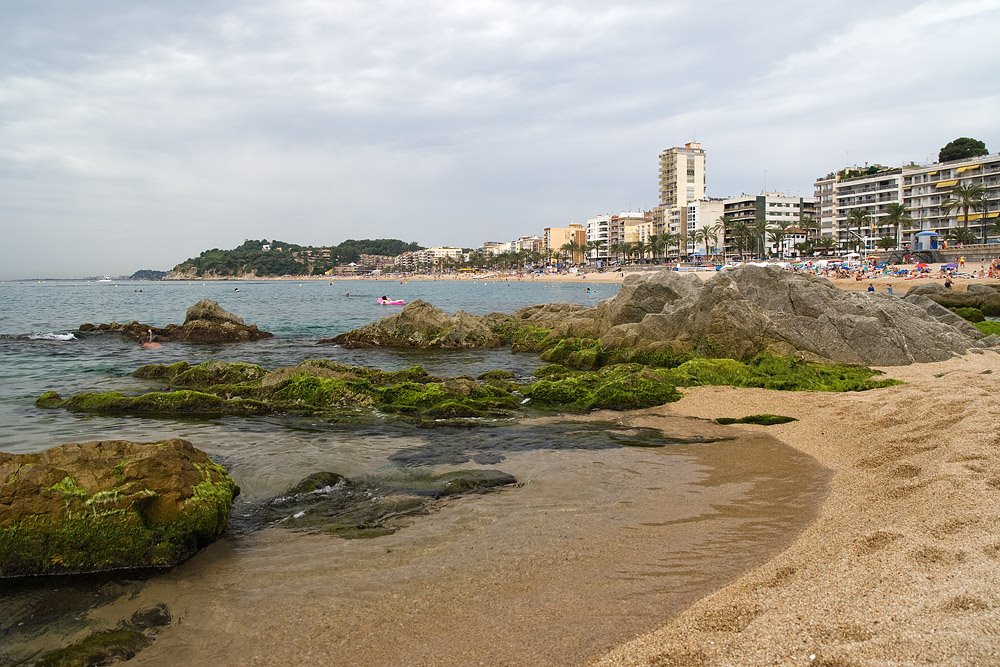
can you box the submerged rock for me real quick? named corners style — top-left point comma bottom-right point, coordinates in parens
top-left (78, 299), bottom-right (273, 344)
top-left (243, 469), bottom-right (517, 538)
top-left (0, 439), bottom-right (238, 577)
top-left (326, 299), bottom-right (505, 348)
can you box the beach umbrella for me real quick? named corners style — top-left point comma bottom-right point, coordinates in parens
top-left (915, 262), bottom-right (929, 268)
top-left (943, 262), bottom-right (958, 270)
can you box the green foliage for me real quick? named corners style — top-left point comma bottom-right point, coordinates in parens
top-left (715, 414), bottom-right (797, 426)
top-left (975, 320), bottom-right (1000, 336)
top-left (33, 627), bottom-right (151, 666)
top-left (938, 137), bottom-right (988, 162)
top-left (951, 307), bottom-right (985, 323)
top-left (524, 364), bottom-right (682, 411)
top-left (172, 238), bottom-right (423, 277)
top-left (660, 354), bottom-right (900, 392)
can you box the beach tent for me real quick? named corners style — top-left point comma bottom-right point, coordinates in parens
top-left (943, 262), bottom-right (958, 270)
top-left (914, 231), bottom-right (939, 251)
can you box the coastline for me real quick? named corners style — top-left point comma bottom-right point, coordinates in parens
top-left (161, 262), bottom-right (1000, 291)
top-left (595, 350), bottom-right (1000, 666)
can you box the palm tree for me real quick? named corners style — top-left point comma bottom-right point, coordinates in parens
top-left (942, 183), bottom-right (985, 231)
top-left (767, 221), bottom-right (791, 259)
top-left (882, 203), bottom-right (912, 250)
top-left (751, 215), bottom-right (769, 259)
top-left (846, 208), bottom-right (871, 252)
top-left (946, 227), bottom-right (978, 245)
top-left (693, 224), bottom-right (719, 259)
top-left (619, 242), bottom-right (635, 265)
top-left (634, 240), bottom-right (648, 264)
top-left (661, 231), bottom-right (681, 263)
top-left (815, 237), bottom-right (838, 255)
top-left (585, 239), bottom-right (603, 265)
top-left (727, 221), bottom-right (751, 259)
top-left (714, 215), bottom-right (728, 261)
top-left (799, 216), bottom-right (820, 243)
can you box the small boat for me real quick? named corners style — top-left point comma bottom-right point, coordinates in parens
top-left (97, 276), bottom-right (113, 282)
top-left (377, 297), bottom-right (406, 305)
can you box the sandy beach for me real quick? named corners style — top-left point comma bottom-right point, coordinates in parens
top-left (595, 350), bottom-right (1000, 666)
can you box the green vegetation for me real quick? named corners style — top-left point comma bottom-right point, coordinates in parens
top-left (975, 320), bottom-right (1000, 336)
top-left (39, 346), bottom-right (899, 424)
top-left (172, 238), bottom-right (423, 277)
top-left (0, 456), bottom-right (237, 577)
top-left (34, 627), bottom-right (151, 666)
top-left (715, 414), bottom-right (798, 426)
top-left (951, 307), bottom-right (985, 323)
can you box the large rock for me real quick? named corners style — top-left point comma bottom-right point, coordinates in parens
top-left (596, 266), bottom-right (991, 365)
top-left (904, 283), bottom-right (1000, 315)
top-left (0, 439), bottom-right (238, 577)
top-left (327, 300), bottom-right (506, 348)
top-left (79, 300), bottom-right (273, 343)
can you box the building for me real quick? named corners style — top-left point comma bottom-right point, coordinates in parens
top-left (481, 241), bottom-right (513, 256)
top-left (684, 199), bottom-right (726, 255)
top-left (659, 142), bottom-right (706, 209)
top-left (543, 224), bottom-right (587, 264)
top-left (902, 153), bottom-right (1000, 243)
top-left (584, 214), bottom-right (613, 264)
top-left (657, 141), bottom-right (707, 247)
top-left (815, 153), bottom-right (1000, 249)
top-left (723, 192), bottom-right (816, 257)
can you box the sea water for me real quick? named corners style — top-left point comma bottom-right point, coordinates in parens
top-left (0, 278), bottom-right (828, 665)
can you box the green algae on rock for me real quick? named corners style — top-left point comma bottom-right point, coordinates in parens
top-left (0, 439), bottom-right (238, 577)
top-left (715, 414), bottom-right (798, 426)
top-left (33, 604), bottom-right (172, 667)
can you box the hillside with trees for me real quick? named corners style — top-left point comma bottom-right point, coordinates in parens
top-left (170, 239), bottom-right (423, 277)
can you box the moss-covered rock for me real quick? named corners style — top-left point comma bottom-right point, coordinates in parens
top-left (975, 320), bottom-right (1000, 336)
top-left (950, 307), bottom-right (985, 323)
top-left (525, 363), bottom-right (682, 412)
top-left (0, 439), bottom-right (238, 577)
top-left (715, 414), bottom-right (798, 426)
top-left (33, 604), bottom-right (172, 666)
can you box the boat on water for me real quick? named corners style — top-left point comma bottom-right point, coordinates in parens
top-left (97, 276), bottom-right (113, 282)
top-left (377, 297), bottom-right (406, 305)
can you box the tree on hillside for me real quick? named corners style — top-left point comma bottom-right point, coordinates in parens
top-left (938, 137), bottom-right (988, 162)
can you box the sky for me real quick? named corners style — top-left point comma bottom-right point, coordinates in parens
top-left (2, 0), bottom-right (999, 279)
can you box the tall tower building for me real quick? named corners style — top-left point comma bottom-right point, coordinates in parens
top-left (659, 141), bottom-right (706, 208)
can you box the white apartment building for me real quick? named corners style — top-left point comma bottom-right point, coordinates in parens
top-left (902, 154), bottom-right (1000, 242)
top-left (815, 153), bottom-right (1000, 249)
top-left (684, 199), bottom-right (726, 255)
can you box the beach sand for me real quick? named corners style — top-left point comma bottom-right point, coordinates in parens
top-left (594, 350), bottom-right (1000, 666)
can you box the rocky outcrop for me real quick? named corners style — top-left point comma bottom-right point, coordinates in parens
top-left (78, 299), bottom-right (273, 343)
top-left (595, 267), bottom-right (989, 365)
top-left (0, 439), bottom-right (238, 577)
top-left (904, 283), bottom-right (1000, 316)
top-left (321, 267), bottom-right (995, 364)
top-left (326, 300), bottom-right (507, 348)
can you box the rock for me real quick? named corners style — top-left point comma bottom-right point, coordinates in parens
top-left (0, 439), bottom-right (238, 577)
top-left (596, 266), bottom-right (991, 365)
top-left (326, 300), bottom-right (505, 348)
top-left (242, 469), bottom-right (517, 539)
top-left (78, 300), bottom-right (273, 344)
top-left (904, 283), bottom-right (1000, 316)
top-left (184, 299), bottom-right (246, 325)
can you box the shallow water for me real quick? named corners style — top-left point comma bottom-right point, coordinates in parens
top-left (0, 279), bottom-right (828, 665)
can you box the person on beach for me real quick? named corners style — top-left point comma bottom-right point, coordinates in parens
top-left (867, 283), bottom-right (875, 293)
top-left (944, 277), bottom-right (953, 289)
top-left (887, 284), bottom-right (894, 296)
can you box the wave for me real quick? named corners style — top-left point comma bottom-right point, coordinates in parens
top-left (25, 332), bottom-right (78, 341)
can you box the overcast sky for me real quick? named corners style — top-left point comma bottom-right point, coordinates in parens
top-left (2, 0), bottom-right (999, 279)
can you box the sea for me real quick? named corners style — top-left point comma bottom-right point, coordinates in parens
top-left (0, 278), bottom-right (828, 666)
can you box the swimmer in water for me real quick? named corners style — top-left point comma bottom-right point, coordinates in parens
top-left (142, 329), bottom-right (162, 349)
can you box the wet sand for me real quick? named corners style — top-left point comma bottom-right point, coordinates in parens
top-left (595, 350), bottom-right (1000, 666)
top-left (83, 419), bottom-right (828, 666)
